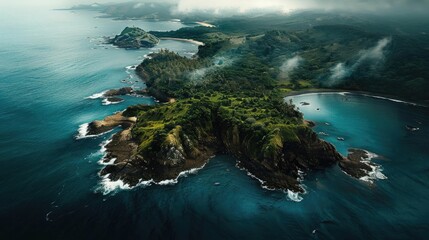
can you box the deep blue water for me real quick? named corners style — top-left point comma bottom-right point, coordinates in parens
top-left (1, 8), bottom-right (429, 240)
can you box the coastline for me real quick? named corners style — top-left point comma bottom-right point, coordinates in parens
top-left (283, 88), bottom-right (429, 108)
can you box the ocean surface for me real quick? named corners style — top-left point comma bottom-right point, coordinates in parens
top-left (1, 7), bottom-right (429, 240)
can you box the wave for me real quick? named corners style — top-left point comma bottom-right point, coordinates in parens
top-left (287, 189), bottom-right (303, 202)
top-left (75, 123), bottom-right (113, 140)
top-left (45, 211), bottom-right (53, 222)
top-left (97, 139), bottom-right (118, 166)
top-left (86, 91), bottom-right (106, 99)
top-left (357, 150), bottom-right (387, 184)
top-left (97, 155), bottom-right (213, 195)
top-left (125, 65), bottom-right (137, 71)
top-left (102, 98), bottom-right (124, 106)
top-left (98, 174), bottom-right (132, 195)
top-left (236, 160), bottom-right (304, 201)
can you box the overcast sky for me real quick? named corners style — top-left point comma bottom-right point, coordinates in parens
top-left (2, 0), bottom-right (429, 13)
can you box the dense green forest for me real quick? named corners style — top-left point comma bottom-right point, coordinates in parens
top-left (145, 15), bottom-right (429, 101)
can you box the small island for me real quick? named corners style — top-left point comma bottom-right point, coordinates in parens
top-left (110, 27), bottom-right (160, 49)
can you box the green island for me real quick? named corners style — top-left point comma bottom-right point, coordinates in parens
top-left (81, 2), bottom-right (429, 191)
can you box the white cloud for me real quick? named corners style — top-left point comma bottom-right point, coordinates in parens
top-left (279, 56), bottom-right (303, 79)
top-left (328, 37), bottom-right (392, 85)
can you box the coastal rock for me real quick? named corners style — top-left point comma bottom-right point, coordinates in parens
top-left (110, 27), bottom-right (160, 49)
top-left (102, 87), bottom-right (148, 98)
top-left (87, 112), bottom-right (137, 136)
top-left (104, 87), bottom-right (134, 97)
top-left (339, 148), bottom-right (376, 179)
top-left (220, 123), bottom-right (343, 192)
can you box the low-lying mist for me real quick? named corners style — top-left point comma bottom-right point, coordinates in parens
top-left (327, 37), bottom-right (392, 86)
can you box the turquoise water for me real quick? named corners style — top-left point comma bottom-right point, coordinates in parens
top-left (1, 8), bottom-right (429, 240)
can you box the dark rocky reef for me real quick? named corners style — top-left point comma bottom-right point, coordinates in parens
top-left (339, 148), bottom-right (376, 179)
top-left (104, 87), bottom-right (134, 97)
top-left (103, 87), bottom-right (148, 97)
top-left (110, 27), bottom-right (160, 49)
top-left (105, 97), bottom-right (124, 103)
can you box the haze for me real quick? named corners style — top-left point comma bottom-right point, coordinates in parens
top-left (2, 0), bottom-right (429, 14)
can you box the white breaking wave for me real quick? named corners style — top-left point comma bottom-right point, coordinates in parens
top-left (236, 160), bottom-right (305, 201)
top-left (98, 156), bottom-right (214, 195)
top-left (86, 91), bottom-right (107, 99)
top-left (99, 174), bottom-right (132, 195)
top-left (287, 189), bottom-right (303, 202)
top-left (358, 150), bottom-right (387, 183)
top-left (75, 123), bottom-right (114, 140)
top-left (125, 65), bottom-right (137, 71)
top-left (102, 98), bottom-right (124, 106)
top-left (360, 164), bottom-right (387, 183)
top-left (235, 161), bottom-right (274, 190)
top-left (97, 139), bottom-right (118, 166)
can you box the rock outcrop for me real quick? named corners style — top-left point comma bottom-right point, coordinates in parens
top-left (110, 27), bottom-right (160, 49)
top-left (87, 112), bottom-right (136, 136)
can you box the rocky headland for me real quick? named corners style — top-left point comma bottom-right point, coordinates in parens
top-left (89, 96), bottom-right (345, 192)
top-left (110, 27), bottom-right (160, 49)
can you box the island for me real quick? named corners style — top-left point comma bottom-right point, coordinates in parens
top-left (80, 19), bottom-right (412, 191)
top-left (85, 39), bottom-right (349, 192)
top-left (110, 27), bottom-right (160, 49)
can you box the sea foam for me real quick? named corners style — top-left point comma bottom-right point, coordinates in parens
top-left (75, 123), bottom-right (113, 140)
top-left (287, 189), bottom-right (303, 202)
top-left (102, 98), bottom-right (124, 106)
top-left (86, 91), bottom-right (106, 99)
top-left (235, 160), bottom-right (305, 201)
top-left (97, 153), bottom-right (213, 195)
top-left (358, 150), bottom-right (388, 184)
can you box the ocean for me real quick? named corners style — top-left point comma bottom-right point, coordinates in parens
top-left (1, 7), bottom-right (428, 239)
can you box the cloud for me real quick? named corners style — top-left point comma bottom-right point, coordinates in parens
top-left (328, 37), bottom-right (391, 85)
top-left (279, 56), bottom-right (303, 79)
top-left (174, 0), bottom-right (429, 13)
top-left (356, 37), bottom-right (391, 63)
top-left (4, 0), bottom-right (429, 14)
top-left (330, 63), bottom-right (349, 82)
top-left (188, 56), bottom-right (234, 82)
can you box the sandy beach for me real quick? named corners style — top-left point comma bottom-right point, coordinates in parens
top-left (284, 88), bottom-right (428, 107)
top-left (160, 37), bottom-right (205, 46)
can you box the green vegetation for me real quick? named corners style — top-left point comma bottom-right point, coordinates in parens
top-left (122, 93), bottom-right (326, 191)
top-left (95, 7), bottom-right (428, 189)
top-left (147, 17), bottom-right (428, 101)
